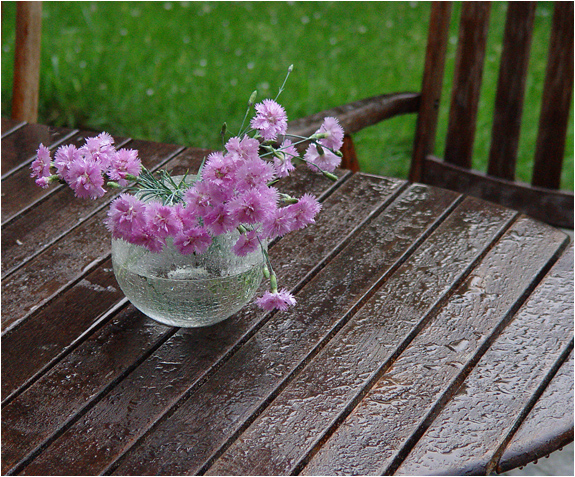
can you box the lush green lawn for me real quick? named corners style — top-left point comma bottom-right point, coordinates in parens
top-left (2, 1), bottom-right (572, 188)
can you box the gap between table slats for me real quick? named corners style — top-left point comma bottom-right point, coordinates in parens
top-left (1, 118), bottom-right (26, 138)
top-left (1, 167), bottom-right (360, 475)
top-left (299, 217), bottom-right (569, 476)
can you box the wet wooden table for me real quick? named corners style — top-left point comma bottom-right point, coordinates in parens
top-left (2, 119), bottom-right (573, 476)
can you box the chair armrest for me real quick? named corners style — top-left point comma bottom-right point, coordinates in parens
top-left (286, 92), bottom-right (420, 138)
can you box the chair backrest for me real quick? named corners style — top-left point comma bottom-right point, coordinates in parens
top-left (410, 1), bottom-right (574, 229)
top-left (11, 1), bottom-right (43, 124)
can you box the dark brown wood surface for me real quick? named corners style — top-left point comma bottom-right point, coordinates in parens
top-left (1, 123), bottom-right (572, 476)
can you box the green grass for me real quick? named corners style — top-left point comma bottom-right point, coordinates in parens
top-left (2, 1), bottom-right (572, 189)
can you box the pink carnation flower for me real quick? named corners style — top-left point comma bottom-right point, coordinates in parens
top-left (274, 139), bottom-right (297, 178)
top-left (105, 193), bottom-right (147, 240)
top-left (173, 226), bottom-right (212, 255)
top-left (204, 204), bottom-right (237, 236)
top-left (66, 156), bottom-right (107, 199)
top-left (262, 206), bottom-right (295, 239)
top-left (54, 144), bottom-right (81, 181)
top-left (108, 148), bottom-right (141, 186)
top-left (30, 144), bottom-right (52, 180)
top-left (285, 193), bottom-right (322, 230)
top-left (225, 136), bottom-right (260, 162)
top-left (201, 152), bottom-right (238, 189)
top-left (228, 187), bottom-right (276, 225)
top-left (256, 289), bottom-right (296, 311)
top-left (235, 158), bottom-right (275, 192)
top-left (304, 144), bottom-right (341, 173)
top-left (317, 117), bottom-right (344, 150)
top-left (250, 99), bottom-right (288, 141)
top-left (81, 133), bottom-right (116, 169)
top-left (144, 201), bottom-right (182, 239)
top-left (232, 229), bottom-right (260, 256)
top-left (130, 226), bottom-right (166, 253)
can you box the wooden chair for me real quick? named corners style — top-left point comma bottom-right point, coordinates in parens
top-left (287, 1), bottom-right (574, 229)
top-left (11, 1), bottom-right (43, 124)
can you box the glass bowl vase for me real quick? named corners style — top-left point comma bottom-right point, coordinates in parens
top-left (111, 230), bottom-right (266, 327)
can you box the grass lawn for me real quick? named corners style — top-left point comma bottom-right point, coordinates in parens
top-left (2, 1), bottom-right (573, 189)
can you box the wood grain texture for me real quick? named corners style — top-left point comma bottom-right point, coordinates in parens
top-left (1, 118), bottom-right (26, 138)
top-left (498, 348), bottom-right (574, 473)
top-left (532, 1), bottom-right (574, 189)
top-left (1, 123), bottom-right (76, 177)
top-left (396, 245), bottom-right (573, 476)
top-left (487, 2), bottom-right (536, 180)
top-left (409, 1), bottom-right (452, 182)
top-left (19, 174), bottom-right (404, 476)
top-left (1, 140), bottom-right (185, 332)
top-left (301, 217), bottom-right (568, 476)
top-left (1, 132), bottom-right (129, 226)
top-left (207, 196), bottom-right (515, 476)
top-left (444, 1), bottom-right (491, 169)
top-left (11, 1), bottom-right (42, 123)
top-left (423, 155), bottom-right (574, 229)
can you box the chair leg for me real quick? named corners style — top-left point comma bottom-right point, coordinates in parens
top-left (341, 134), bottom-right (360, 172)
top-left (12, 1), bottom-right (43, 124)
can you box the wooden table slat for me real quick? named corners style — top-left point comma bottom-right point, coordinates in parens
top-left (1, 123), bottom-right (77, 177)
top-left (300, 217), bottom-right (569, 476)
top-left (206, 197), bottom-right (518, 476)
top-left (497, 349), bottom-right (574, 473)
top-left (1, 118), bottom-right (26, 138)
top-left (2, 169), bottom-right (365, 475)
top-left (396, 245), bottom-right (574, 476)
top-left (1, 141), bottom-right (185, 331)
top-left (105, 184), bottom-right (461, 476)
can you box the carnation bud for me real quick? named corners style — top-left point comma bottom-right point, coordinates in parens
top-left (106, 181), bottom-right (121, 188)
top-left (322, 171), bottom-right (339, 182)
top-left (248, 90), bottom-right (257, 106)
top-left (221, 122), bottom-right (227, 137)
top-left (335, 149), bottom-right (344, 157)
top-left (316, 144), bottom-right (325, 156)
top-left (263, 266), bottom-right (270, 279)
top-left (288, 64), bottom-right (294, 73)
top-left (270, 273), bottom-right (278, 293)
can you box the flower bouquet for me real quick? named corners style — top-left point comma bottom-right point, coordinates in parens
top-left (31, 67), bottom-right (345, 327)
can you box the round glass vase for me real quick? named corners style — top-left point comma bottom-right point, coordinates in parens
top-left (111, 230), bottom-right (266, 327)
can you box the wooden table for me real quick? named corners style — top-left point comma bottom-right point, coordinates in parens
top-left (2, 119), bottom-right (573, 476)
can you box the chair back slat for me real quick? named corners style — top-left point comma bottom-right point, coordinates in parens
top-left (487, 2), bottom-right (536, 180)
top-left (444, 2), bottom-right (491, 169)
top-left (410, 1), bottom-right (452, 183)
top-left (532, 1), bottom-right (574, 190)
